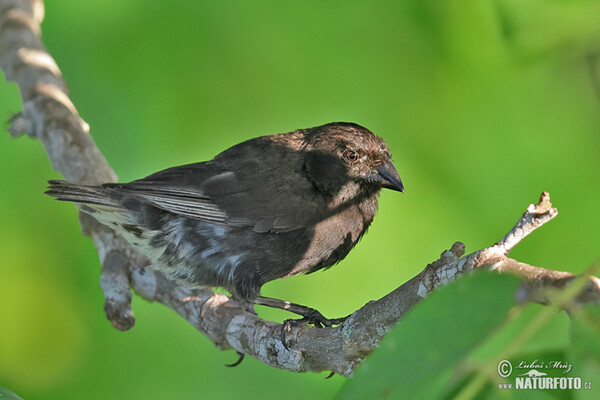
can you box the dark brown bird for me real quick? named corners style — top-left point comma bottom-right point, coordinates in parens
top-left (46, 122), bottom-right (403, 330)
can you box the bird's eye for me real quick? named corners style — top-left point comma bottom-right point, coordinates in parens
top-left (343, 149), bottom-right (359, 163)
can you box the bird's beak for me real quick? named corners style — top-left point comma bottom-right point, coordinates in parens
top-left (375, 161), bottom-right (404, 193)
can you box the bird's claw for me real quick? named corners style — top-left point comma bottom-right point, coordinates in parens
top-left (280, 312), bottom-right (348, 350)
top-left (225, 351), bottom-right (245, 367)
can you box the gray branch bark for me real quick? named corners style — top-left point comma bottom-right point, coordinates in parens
top-left (2, 0), bottom-right (598, 377)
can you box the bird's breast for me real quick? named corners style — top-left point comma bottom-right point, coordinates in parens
top-left (284, 192), bottom-right (379, 277)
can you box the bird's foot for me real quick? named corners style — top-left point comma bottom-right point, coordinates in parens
top-left (253, 296), bottom-right (347, 350)
top-left (280, 310), bottom-right (348, 350)
top-left (289, 307), bottom-right (347, 328)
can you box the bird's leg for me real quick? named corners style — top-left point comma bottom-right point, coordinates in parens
top-left (254, 296), bottom-right (348, 350)
top-left (254, 296), bottom-right (347, 326)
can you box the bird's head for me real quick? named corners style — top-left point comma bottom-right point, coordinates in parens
top-left (302, 122), bottom-right (404, 196)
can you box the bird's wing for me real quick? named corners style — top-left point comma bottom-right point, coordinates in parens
top-left (112, 137), bottom-right (323, 232)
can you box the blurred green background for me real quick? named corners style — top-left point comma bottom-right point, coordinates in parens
top-left (1, 0), bottom-right (599, 399)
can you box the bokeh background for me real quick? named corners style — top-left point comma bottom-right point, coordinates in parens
top-left (1, 1), bottom-right (599, 399)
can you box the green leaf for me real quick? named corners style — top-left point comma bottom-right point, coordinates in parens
top-left (569, 305), bottom-right (600, 400)
top-left (337, 271), bottom-right (520, 400)
top-left (0, 387), bottom-right (24, 400)
top-left (570, 305), bottom-right (600, 361)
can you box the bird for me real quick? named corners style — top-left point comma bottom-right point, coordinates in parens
top-left (46, 122), bottom-right (404, 337)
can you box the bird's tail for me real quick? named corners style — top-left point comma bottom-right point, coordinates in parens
top-left (46, 180), bottom-right (120, 208)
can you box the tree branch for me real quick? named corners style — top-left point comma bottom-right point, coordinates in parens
top-left (2, 0), bottom-right (598, 377)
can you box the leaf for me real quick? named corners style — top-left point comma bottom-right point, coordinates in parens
top-left (569, 305), bottom-right (600, 400)
top-left (337, 271), bottom-right (520, 400)
top-left (570, 305), bottom-right (600, 361)
top-left (0, 387), bottom-right (24, 400)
